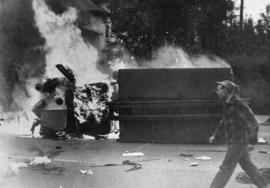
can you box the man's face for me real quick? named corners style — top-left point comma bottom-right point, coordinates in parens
top-left (216, 85), bottom-right (229, 99)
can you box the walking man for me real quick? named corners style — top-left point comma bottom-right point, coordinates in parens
top-left (209, 80), bottom-right (268, 188)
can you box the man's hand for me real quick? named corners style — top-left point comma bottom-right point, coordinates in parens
top-left (209, 136), bottom-right (215, 144)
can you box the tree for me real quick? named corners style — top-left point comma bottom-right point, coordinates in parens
top-left (255, 4), bottom-right (270, 54)
top-left (108, 0), bottom-right (235, 60)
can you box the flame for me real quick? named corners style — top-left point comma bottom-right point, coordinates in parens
top-left (1, 78), bottom-right (42, 135)
top-left (0, 111), bottom-right (37, 136)
top-left (32, 0), bottom-right (108, 86)
top-left (74, 84), bottom-right (110, 124)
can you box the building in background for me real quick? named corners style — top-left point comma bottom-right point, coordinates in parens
top-left (76, 0), bottom-right (110, 50)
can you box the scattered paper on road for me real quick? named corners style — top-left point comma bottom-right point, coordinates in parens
top-left (189, 162), bottom-right (199, 167)
top-left (80, 169), bottom-right (94, 175)
top-left (30, 156), bottom-right (51, 165)
top-left (122, 152), bottom-right (144, 157)
top-left (196, 156), bottom-right (211, 161)
top-left (258, 137), bottom-right (268, 144)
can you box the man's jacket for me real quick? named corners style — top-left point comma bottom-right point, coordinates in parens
top-left (213, 94), bottom-right (258, 144)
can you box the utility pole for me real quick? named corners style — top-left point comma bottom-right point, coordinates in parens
top-left (240, 0), bottom-right (244, 31)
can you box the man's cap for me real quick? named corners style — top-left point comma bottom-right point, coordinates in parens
top-left (216, 80), bottom-right (238, 92)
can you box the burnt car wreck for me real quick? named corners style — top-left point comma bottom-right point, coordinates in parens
top-left (31, 64), bottom-right (111, 139)
top-left (32, 65), bottom-right (235, 143)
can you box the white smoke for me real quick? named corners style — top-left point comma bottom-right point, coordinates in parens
top-left (32, 0), bottom-right (108, 86)
top-left (107, 47), bottom-right (139, 71)
top-left (147, 46), bottom-right (193, 68)
top-left (147, 46), bottom-right (230, 68)
top-left (11, 78), bottom-right (42, 111)
top-left (109, 46), bottom-right (230, 69)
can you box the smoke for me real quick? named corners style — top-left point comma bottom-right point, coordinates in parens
top-left (108, 45), bottom-right (231, 70)
top-left (0, 0), bottom-right (45, 113)
top-left (148, 46), bottom-right (230, 68)
top-left (0, 0), bottom-right (230, 114)
top-left (106, 46), bottom-right (139, 71)
top-left (147, 46), bottom-right (193, 68)
top-left (11, 78), bottom-right (42, 111)
top-left (32, 0), bottom-right (108, 86)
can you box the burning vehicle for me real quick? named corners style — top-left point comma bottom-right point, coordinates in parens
top-left (31, 64), bottom-right (112, 139)
top-left (31, 63), bottom-right (236, 144)
top-left (26, 0), bottom-right (236, 143)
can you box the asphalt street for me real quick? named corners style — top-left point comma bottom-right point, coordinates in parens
top-left (0, 117), bottom-right (269, 188)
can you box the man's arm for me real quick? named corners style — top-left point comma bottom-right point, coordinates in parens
top-left (209, 119), bottom-right (224, 143)
top-left (238, 102), bottom-right (259, 145)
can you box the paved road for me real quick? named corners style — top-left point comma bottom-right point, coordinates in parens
top-left (0, 124), bottom-right (269, 188)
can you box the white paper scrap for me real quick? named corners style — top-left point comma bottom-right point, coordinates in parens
top-left (80, 169), bottom-right (94, 175)
top-left (30, 156), bottom-right (51, 165)
top-left (122, 152), bottom-right (144, 157)
top-left (196, 156), bottom-right (212, 161)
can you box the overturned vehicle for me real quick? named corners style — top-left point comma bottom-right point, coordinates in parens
top-left (109, 68), bottom-right (236, 144)
top-left (32, 65), bottom-right (237, 143)
top-left (31, 64), bottom-right (111, 139)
